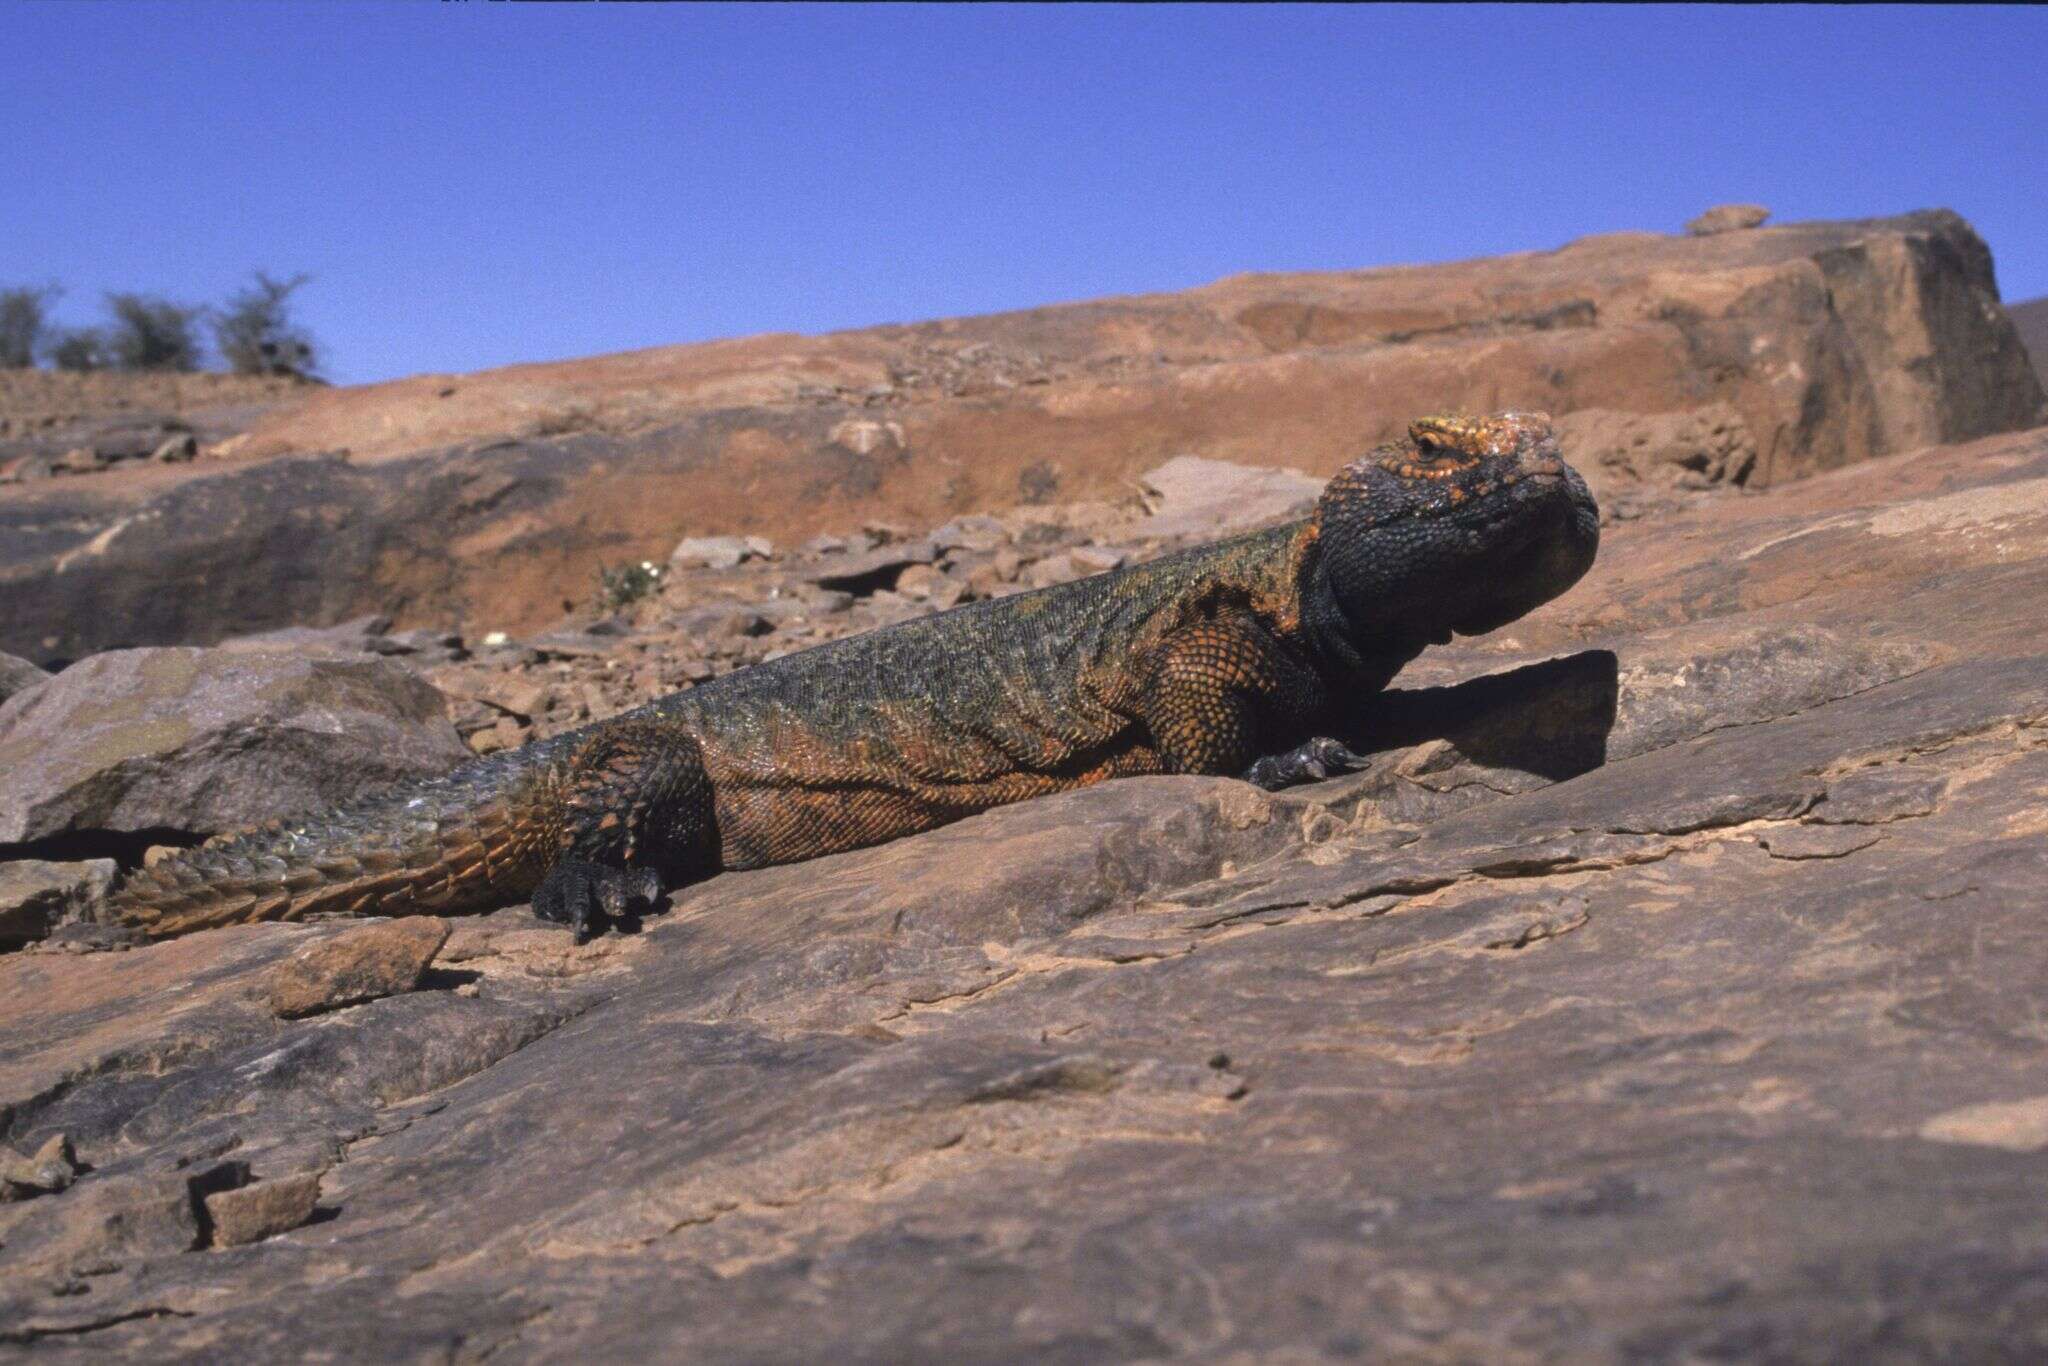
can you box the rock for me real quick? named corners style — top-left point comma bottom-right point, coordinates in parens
top-left (152, 433), bottom-right (199, 463)
top-left (667, 604), bottom-right (772, 642)
top-left (53, 444), bottom-right (106, 474)
top-left (1556, 404), bottom-right (1759, 498)
top-left (0, 1170), bottom-right (200, 1283)
top-left (0, 1134), bottom-right (79, 1201)
top-left (220, 613), bottom-right (396, 656)
top-left (931, 514), bottom-right (1007, 553)
top-left (1022, 552), bottom-right (1086, 590)
top-left (375, 627), bottom-right (467, 663)
top-left (9, 212), bottom-right (2039, 664)
top-left (203, 1172), bottom-right (323, 1247)
top-left (1687, 202), bottom-right (1771, 235)
top-left (0, 649), bottom-right (49, 705)
top-left (668, 535), bottom-right (754, 570)
top-left (0, 859), bottom-right (115, 949)
top-left (266, 917), bottom-right (451, 1018)
top-left (0, 648), bottom-right (471, 844)
top-left (892, 562), bottom-right (946, 601)
top-left (1067, 544), bottom-right (1127, 575)
top-left (804, 538), bottom-right (939, 594)
top-left (1137, 455), bottom-right (1325, 539)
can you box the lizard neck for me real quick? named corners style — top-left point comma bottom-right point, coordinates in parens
top-left (1298, 520), bottom-right (1429, 690)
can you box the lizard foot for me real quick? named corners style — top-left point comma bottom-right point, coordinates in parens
top-left (1241, 737), bottom-right (1371, 791)
top-left (532, 860), bottom-right (666, 944)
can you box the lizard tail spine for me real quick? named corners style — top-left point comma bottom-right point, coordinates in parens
top-left (104, 747), bottom-right (564, 939)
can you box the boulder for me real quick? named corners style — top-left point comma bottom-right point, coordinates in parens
top-left (0, 648), bottom-right (470, 844)
top-left (1686, 202), bottom-right (1771, 235)
top-left (0, 649), bottom-right (48, 705)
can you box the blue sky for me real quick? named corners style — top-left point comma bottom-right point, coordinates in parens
top-left (3, 3), bottom-right (2041, 387)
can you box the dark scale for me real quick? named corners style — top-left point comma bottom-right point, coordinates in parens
top-left (109, 413), bottom-right (1600, 943)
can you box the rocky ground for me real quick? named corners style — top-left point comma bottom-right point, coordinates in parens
top-left (3, 406), bottom-right (2048, 1356)
top-left (2, 206), bottom-right (2047, 1358)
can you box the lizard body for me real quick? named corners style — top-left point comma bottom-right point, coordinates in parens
top-left (108, 413), bottom-right (1599, 941)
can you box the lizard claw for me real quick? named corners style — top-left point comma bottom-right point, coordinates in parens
top-left (532, 860), bottom-right (666, 942)
top-left (1241, 737), bottom-right (1372, 791)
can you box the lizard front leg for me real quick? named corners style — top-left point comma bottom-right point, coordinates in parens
top-left (1141, 615), bottom-right (1363, 790)
top-left (531, 719), bottom-right (718, 942)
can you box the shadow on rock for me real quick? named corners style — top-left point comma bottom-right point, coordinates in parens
top-left (1356, 649), bottom-right (1620, 781)
top-left (1314, 651), bottom-right (1620, 827)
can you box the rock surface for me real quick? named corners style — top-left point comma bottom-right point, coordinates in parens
top-left (0, 650), bottom-right (48, 706)
top-left (3, 419), bottom-right (2048, 1356)
top-left (2012, 293), bottom-right (2048, 390)
top-left (266, 917), bottom-right (453, 1019)
top-left (0, 859), bottom-right (113, 950)
top-left (3, 211), bottom-right (2041, 664)
top-left (0, 648), bottom-right (471, 846)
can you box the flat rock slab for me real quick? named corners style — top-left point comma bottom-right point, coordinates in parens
top-left (0, 647), bottom-right (471, 844)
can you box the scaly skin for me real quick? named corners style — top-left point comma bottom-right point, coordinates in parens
top-left (108, 412), bottom-right (1600, 942)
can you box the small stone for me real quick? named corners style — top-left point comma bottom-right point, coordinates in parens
top-left (668, 535), bottom-right (754, 571)
top-left (267, 917), bottom-right (452, 1018)
top-left (1024, 554), bottom-right (1086, 591)
top-left (1, 1133), bottom-right (80, 1201)
top-left (204, 1171), bottom-right (323, 1247)
top-left (54, 446), bottom-right (106, 475)
top-left (931, 515), bottom-right (1008, 554)
top-left (1067, 545), bottom-right (1127, 575)
top-left (742, 535), bottom-right (775, 560)
top-left (895, 563), bottom-right (944, 601)
top-left (1686, 203), bottom-right (1770, 236)
top-left (152, 433), bottom-right (200, 463)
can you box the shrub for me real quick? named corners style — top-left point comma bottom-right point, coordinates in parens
top-left (0, 285), bottom-right (60, 368)
top-left (594, 559), bottom-right (665, 613)
top-left (214, 271), bottom-right (318, 378)
top-left (45, 327), bottom-right (108, 372)
top-left (104, 293), bottom-right (206, 372)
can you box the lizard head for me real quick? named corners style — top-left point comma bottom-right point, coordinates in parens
top-left (1310, 412), bottom-right (1599, 645)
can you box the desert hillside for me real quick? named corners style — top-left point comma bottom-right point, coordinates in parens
top-left (2, 209), bottom-right (2039, 666)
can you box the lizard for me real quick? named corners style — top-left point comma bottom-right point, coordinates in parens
top-left (105, 411), bottom-right (1599, 944)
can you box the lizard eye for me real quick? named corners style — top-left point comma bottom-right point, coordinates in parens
top-left (1414, 433), bottom-right (1444, 459)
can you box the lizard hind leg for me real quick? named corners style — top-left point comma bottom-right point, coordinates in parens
top-left (533, 717), bottom-right (718, 942)
top-left (533, 860), bottom-right (665, 944)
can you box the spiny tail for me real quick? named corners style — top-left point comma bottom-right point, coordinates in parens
top-left (105, 741), bottom-right (572, 939)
